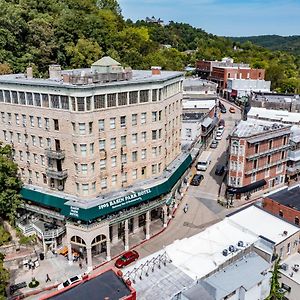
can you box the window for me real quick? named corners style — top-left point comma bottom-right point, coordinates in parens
top-left (111, 156), bottom-right (117, 167)
top-left (152, 147), bottom-right (158, 158)
top-left (152, 164), bottom-right (157, 174)
top-left (132, 133), bottom-right (138, 144)
top-left (19, 92), bottom-right (26, 105)
top-left (152, 111), bottom-right (157, 122)
top-left (94, 95), bottom-right (106, 109)
top-left (81, 164), bottom-right (88, 175)
top-left (76, 183), bottom-right (79, 193)
top-left (269, 140), bottom-right (273, 149)
top-left (132, 114), bottom-right (137, 126)
top-left (141, 166), bottom-right (146, 175)
top-left (54, 119), bottom-right (59, 131)
top-left (35, 172), bottom-right (39, 181)
top-left (100, 159), bottom-right (106, 169)
top-left (98, 119), bottom-right (105, 131)
top-left (152, 130), bottom-right (157, 140)
top-left (19, 151), bottom-right (23, 161)
top-left (255, 143), bottom-right (259, 154)
top-left (279, 210), bottom-right (283, 218)
top-left (129, 91), bottom-right (138, 104)
top-left (283, 136), bottom-right (287, 145)
top-left (31, 135), bottom-right (36, 146)
top-left (121, 154), bottom-right (127, 163)
top-left (107, 93), bottom-right (116, 107)
top-left (91, 162), bottom-right (95, 173)
top-left (276, 164), bottom-right (283, 174)
top-left (77, 97), bottom-right (85, 111)
top-left (132, 169), bottom-right (138, 180)
top-left (287, 242), bottom-right (291, 254)
top-left (92, 182), bottom-right (96, 192)
top-left (141, 131), bottom-right (146, 142)
top-left (42, 94), bottom-right (49, 107)
top-left (90, 143), bottom-right (94, 155)
top-left (46, 138), bottom-right (51, 148)
top-left (79, 123), bottom-right (86, 135)
top-left (251, 172), bottom-right (256, 183)
top-left (253, 159), bottom-right (258, 169)
top-left (15, 114), bottom-right (19, 125)
top-left (82, 183), bottom-right (89, 195)
top-left (41, 155), bottom-right (45, 166)
top-left (29, 116), bottom-right (34, 127)
top-left (141, 112), bottom-right (147, 124)
top-left (118, 92), bottom-right (127, 106)
top-left (73, 143), bottom-right (77, 153)
top-left (141, 149), bottom-right (147, 160)
top-left (110, 118), bottom-right (116, 129)
top-left (51, 95), bottom-right (60, 109)
top-left (132, 151), bottom-right (138, 162)
top-left (37, 117), bottom-right (42, 128)
top-left (17, 133), bottom-right (21, 143)
top-left (45, 118), bottom-right (49, 130)
top-left (101, 178), bottom-right (107, 189)
top-left (152, 89), bottom-right (157, 102)
top-left (86, 96), bottom-right (91, 111)
top-left (89, 122), bottom-right (93, 134)
top-left (158, 129), bottom-right (162, 139)
top-left (265, 168), bottom-right (270, 178)
top-left (110, 138), bottom-right (116, 150)
top-left (99, 140), bottom-right (105, 150)
top-left (122, 172), bottom-right (127, 182)
top-left (120, 116), bottom-right (126, 128)
top-left (281, 151), bottom-right (285, 160)
top-left (74, 163), bottom-right (79, 173)
top-left (80, 144), bottom-right (87, 157)
top-left (295, 217), bottom-right (299, 225)
top-left (61, 95), bottom-right (69, 110)
top-left (121, 135), bottom-right (127, 147)
top-left (71, 97), bottom-right (76, 110)
top-left (158, 110), bottom-right (162, 121)
top-left (140, 90), bottom-right (149, 103)
top-left (112, 175), bottom-right (117, 186)
top-left (267, 155), bottom-right (271, 164)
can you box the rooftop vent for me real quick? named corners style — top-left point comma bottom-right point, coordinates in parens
top-left (281, 263), bottom-right (289, 271)
top-left (222, 249), bottom-right (228, 256)
top-left (283, 230), bottom-right (288, 236)
top-left (151, 66), bottom-right (161, 76)
top-left (237, 241), bottom-right (244, 247)
top-left (228, 245), bottom-right (236, 252)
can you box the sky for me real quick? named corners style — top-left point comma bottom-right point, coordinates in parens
top-left (118, 0), bottom-right (300, 36)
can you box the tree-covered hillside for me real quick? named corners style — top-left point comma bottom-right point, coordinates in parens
top-left (229, 35), bottom-right (300, 56)
top-left (0, 0), bottom-right (299, 93)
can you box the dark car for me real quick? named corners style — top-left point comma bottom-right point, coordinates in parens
top-left (215, 165), bottom-right (225, 176)
top-left (190, 174), bottom-right (204, 186)
top-left (219, 119), bottom-right (225, 127)
top-left (115, 250), bottom-right (139, 268)
top-left (220, 107), bottom-right (226, 113)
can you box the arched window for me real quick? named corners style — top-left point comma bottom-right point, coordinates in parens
top-left (71, 236), bottom-right (86, 245)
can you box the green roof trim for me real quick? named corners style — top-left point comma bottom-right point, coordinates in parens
top-left (21, 154), bottom-right (192, 221)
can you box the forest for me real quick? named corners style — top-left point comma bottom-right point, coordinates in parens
top-left (0, 0), bottom-right (299, 93)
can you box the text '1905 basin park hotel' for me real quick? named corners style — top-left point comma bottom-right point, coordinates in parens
top-left (0, 56), bottom-right (191, 269)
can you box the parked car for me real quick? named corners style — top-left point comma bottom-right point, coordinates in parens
top-left (219, 119), bottom-right (225, 127)
top-left (220, 107), bottom-right (226, 113)
top-left (218, 125), bottom-right (224, 131)
top-left (115, 250), bottom-right (139, 268)
top-left (215, 165), bottom-right (226, 176)
top-left (58, 275), bottom-right (82, 290)
top-left (215, 135), bottom-right (222, 140)
top-left (210, 140), bottom-right (218, 149)
top-left (190, 174), bottom-right (204, 186)
top-left (229, 107), bottom-right (235, 113)
top-left (217, 128), bottom-right (224, 135)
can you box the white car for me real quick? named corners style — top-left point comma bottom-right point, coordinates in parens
top-left (218, 126), bottom-right (224, 131)
top-left (57, 275), bottom-right (82, 290)
top-left (215, 135), bottom-right (222, 140)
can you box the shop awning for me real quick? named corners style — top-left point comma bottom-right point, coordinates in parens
top-left (227, 179), bottom-right (266, 195)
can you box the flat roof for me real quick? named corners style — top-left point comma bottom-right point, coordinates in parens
top-left (248, 107), bottom-right (300, 124)
top-left (267, 186), bottom-right (300, 211)
top-left (47, 270), bottom-right (132, 300)
top-left (183, 99), bottom-right (215, 110)
top-left (280, 252), bottom-right (300, 284)
top-left (228, 205), bottom-right (300, 244)
top-left (0, 70), bottom-right (182, 89)
top-left (203, 252), bottom-right (270, 299)
top-left (231, 119), bottom-right (290, 138)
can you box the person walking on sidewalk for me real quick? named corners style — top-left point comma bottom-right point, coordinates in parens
top-left (46, 274), bottom-right (51, 282)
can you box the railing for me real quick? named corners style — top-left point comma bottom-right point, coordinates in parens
top-left (46, 169), bottom-right (68, 180)
top-left (46, 149), bottom-right (65, 160)
top-left (16, 221), bottom-right (35, 236)
top-left (247, 145), bottom-right (290, 160)
top-left (31, 222), bottom-right (65, 239)
top-left (245, 158), bottom-right (288, 175)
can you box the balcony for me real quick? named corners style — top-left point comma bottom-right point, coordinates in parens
top-left (245, 158), bottom-right (288, 175)
top-left (288, 149), bottom-right (300, 162)
top-left (46, 149), bottom-right (65, 160)
top-left (46, 169), bottom-right (68, 180)
top-left (247, 145), bottom-right (290, 160)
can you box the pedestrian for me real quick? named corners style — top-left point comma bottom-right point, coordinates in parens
top-left (46, 273), bottom-right (51, 282)
top-left (79, 262), bottom-right (82, 269)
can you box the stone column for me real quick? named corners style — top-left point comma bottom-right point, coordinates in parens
top-left (163, 206), bottom-right (168, 228)
top-left (86, 246), bottom-right (93, 272)
top-left (106, 238), bottom-right (111, 261)
top-left (145, 211), bottom-right (150, 240)
top-left (133, 215), bottom-right (139, 233)
top-left (111, 223), bottom-right (119, 244)
top-left (67, 242), bottom-right (73, 265)
top-left (124, 219), bottom-right (129, 251)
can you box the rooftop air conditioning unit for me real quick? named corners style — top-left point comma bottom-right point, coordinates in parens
top-left (229, 245), bottom-right (235, 252)
top-left (222, 249), bottom-right (228, 256)
top-left (237, 241), bottom-right (244, 247)
top-left (281, 263), bottom-right (289, 271)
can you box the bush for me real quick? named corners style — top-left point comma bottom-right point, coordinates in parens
top-left (28, 278), bottom-right (39, 288)
top-left (0, 225), bottom-right (11, 246)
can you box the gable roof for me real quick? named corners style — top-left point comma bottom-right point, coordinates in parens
top-left (92, 56), bottom-right (121, 67)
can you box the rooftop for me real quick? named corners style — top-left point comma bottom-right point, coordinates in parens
top-left (266, 185), bottom-right (300, 211)
top-left (227, 205), bottom-right (299, 244)
top-left (231, 119), bottom-right (290, 138)
top-left (248, 107), bottom-right (300, 124)
top-left (45, 270), bottom-right (133, 300)
top-left (182, 99), bottom-right (216, 111)
top-left (280, 252), bottom-right (300, 284)
top-left (252, 92), bottom-right (300, 103)
top-left (203, 252), bottom-right (271, 299)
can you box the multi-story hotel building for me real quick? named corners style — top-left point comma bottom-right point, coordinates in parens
top-left (226, 119), bottom-right (291, 200)
top-left (0, 57), bottom-right (191, 270)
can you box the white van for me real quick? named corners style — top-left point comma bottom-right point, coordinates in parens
top-left (197, 151), bottom-right (212, 171)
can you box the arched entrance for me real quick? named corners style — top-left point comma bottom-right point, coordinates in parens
top-left (91, 234), bottom-right (107, 256)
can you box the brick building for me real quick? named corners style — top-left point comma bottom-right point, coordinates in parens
top-left (227, 120), bottom-right (291, 200)
top-left (263, 186), bottom-right (300, 226)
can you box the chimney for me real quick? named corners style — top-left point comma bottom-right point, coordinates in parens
top-left (151, 66), bottom-right (161, 76)
top-left (49, 64), bottom-right (62, 80)
top-left (62, 74), bottom-right (70, 83)
top-left (26, 67), bottom-right (33, 79)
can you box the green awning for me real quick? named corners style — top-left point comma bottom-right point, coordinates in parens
top-left (21, 154), bottom-right (192, 221)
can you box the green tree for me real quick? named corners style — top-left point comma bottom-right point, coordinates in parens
top-left (266, 258), bottom-right (285, 300)
top-left (0, 253), bottom-right (9, 300)
top-left (0, 143), bottom-right (22, 221)
top-left (96, 0), bottom-right (122, 15)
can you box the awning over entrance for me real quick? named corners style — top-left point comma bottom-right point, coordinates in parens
top-left (21, 154), bottom-right (192, 222)
top-left (227, 179), bottom-right (267, 195)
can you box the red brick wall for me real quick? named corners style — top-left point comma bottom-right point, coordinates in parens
top-left (263, 198), bottom-right (300, 226)
top-left (196, 60), bottom-right (211, 71)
